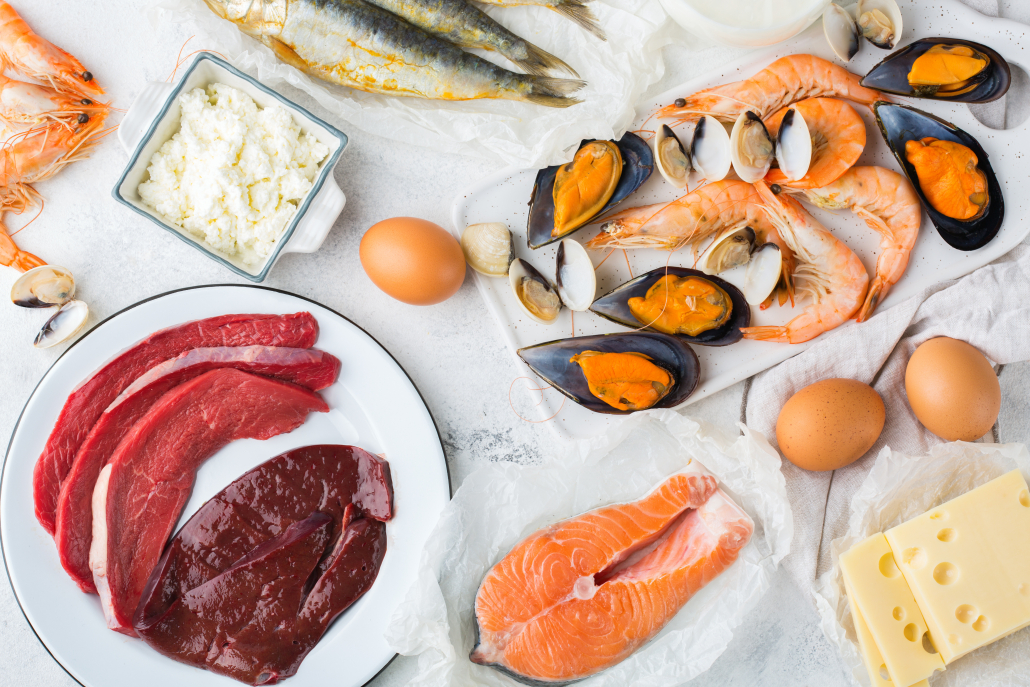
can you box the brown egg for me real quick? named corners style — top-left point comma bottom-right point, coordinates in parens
top-left (905, 337), bottom-right (1000, 441)
top-left (360, 217), bottom-right (465, 305)
top-left (776, 379), bottom-right (886, 472)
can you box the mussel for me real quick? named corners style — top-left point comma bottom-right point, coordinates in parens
top-left (874, 102), bottom-right (1003, 251)
top-left (509, 258), bottom-right (562, 323)
top-left (823, 4), bottom-right (860, 62)
top-left (856, 0), bottom-right (902, 50)
top-left (527, 133), bottom-right (653, 249)
top-left (34, 299), bottom-right (88, 348)
top-left (11, 265), bottom-right (75, 308)
top-left (696, 226), bottom-right (756, 275)
top-left (461, 222), bottom-right (514, 277)
top-left (729, 112), bottom-right (775, 183)
top-left (690, 115), bottom-right (731, 183)
top-left (653, 124), bottom-right (691, 188)
top-left (861, 38), bottom-right (1010, 103)
top-left (555, 239), bottom-right (596, 311)
top-left (517, 332), bottom-right (700, 415)
top-left (590, 267), bottom-right (751, 346)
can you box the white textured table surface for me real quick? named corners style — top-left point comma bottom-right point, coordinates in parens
top-left (2, 2), bottom-right (1028, 686)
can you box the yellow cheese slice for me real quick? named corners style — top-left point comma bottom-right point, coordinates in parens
top-left (840, 533), bottom-right (945, 685)
top-left (884, 469), bottom-right (1030, 664)
top-left (844, 573), bottom-right (930, 687)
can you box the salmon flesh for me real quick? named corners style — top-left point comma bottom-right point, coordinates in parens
top-left (470, 467), bottom-right (754, 683)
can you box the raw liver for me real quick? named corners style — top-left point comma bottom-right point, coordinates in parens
top-left (54, 346), bottom-right (341, 593)
top-left (135, 445), bottom-right (393, 684)
top-left (33, 312), bottom-right (320, 535)
top-left (90, 369), bottom-right (329, 635)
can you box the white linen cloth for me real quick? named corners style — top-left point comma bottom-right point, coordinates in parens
top-left (745, 242), bottom-right (1030, 590)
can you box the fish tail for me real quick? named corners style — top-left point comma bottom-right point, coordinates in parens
top-left (515, 41), bottom-right (579, 78)
top-left (552, 0), bottom-right (606, 41)
top-left (523, 75), bottom-right (586, 108)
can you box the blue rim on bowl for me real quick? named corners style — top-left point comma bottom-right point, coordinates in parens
top-left (111, 52), bottom-right (348, 283)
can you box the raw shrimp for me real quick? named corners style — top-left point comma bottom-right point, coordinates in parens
top-left (803, 166), bottom-right (921, 322)
top-left (741, 181), bottom-right (868, 344)
top-left (0, 2), bottom-right (104, 98)
top-left (657, 54), bottom-right (884, 126)
top-left (0, 73), bottom-right (108, 135)
top-left (0, 114), bottom-right (107, 188)
top-left (586, 180), bottom-right (782, 251)
top-left (764, 98), bottom-right (865, 190)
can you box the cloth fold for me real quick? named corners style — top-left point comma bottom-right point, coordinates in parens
top-left (745, 242), bottom-right (1030, 592)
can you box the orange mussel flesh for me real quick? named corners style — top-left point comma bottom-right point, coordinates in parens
top-left (905, 137), bottom-right (988, 221)
top-left (552, 141), bottom-right (622, 238)
top-left (570, 350), bottom-right (672, 411)
top-left (627, 275), bottom-right (732, 336)
top-left (907, 45), bottom-right (989, 98)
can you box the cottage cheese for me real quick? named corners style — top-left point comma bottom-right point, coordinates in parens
top-left (138, 84), bottom-right (330, 264)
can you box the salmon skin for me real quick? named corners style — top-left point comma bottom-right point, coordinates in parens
top-left (470, 467), bottom-right (754, 684)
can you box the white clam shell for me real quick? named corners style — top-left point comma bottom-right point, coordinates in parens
top-left (823, 3), bottom-right (861, 61)
top-left (461, 222), bottom-right (514, 277)
top-left (555, 239), bottom-right (596, 311)
top-left (729, 112), bottom-right (774, 184)
top-left (690, 115), bottom-right (732, 183)
top-left (509, 258), bottom-right (562, 324)
top-left (653, 124), bottom-right (691, 188)
top-left (11, 265), bottom-right (75, 308)
top-left (34, 299), bottom-right (88, 348)
top-left (856, 0), bottom-right (902, 49)
top-left (775, 107), bottom-right (813, 182)
top-left (743, 244), bottom-right (782, 305)
top-left (698, 227), bottom-right (756, 275)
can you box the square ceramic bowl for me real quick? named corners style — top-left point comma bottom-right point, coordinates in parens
top-left (658, 0), bottom-right (831, 47)
top-left (112, 52), bottom-right (348, 282)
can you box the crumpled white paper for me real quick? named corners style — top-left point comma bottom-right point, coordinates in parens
top-left (813, 442), bottom-right (1030, 687)
top-left (384, 410), bottom-right (792, 687)
top-left (151, 0), bottom-right (679, 168)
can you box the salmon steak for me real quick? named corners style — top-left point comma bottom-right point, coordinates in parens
top-left (470, 467), bottom-right (754, 684)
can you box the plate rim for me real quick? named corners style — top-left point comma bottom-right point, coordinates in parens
top-left (0, 283), bottom-right (452, 687)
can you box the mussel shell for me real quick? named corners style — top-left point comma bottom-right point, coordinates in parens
top-left (527, 133), bottom-right (654, 249)
top-left (861, 38), bottom-right (1010, 103)
top-left (589, 267), bottom-right (751, 346)
top-left (874, 102), bottom-right (1003, 251)
top-left (517, 332), bottom-right (700, 415)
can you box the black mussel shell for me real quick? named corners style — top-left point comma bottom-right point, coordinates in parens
top-left (861, 38), bottom-right (1010, 103)
top-left (527, 132), bottom-right (653, 250)
top-left (517, 332), bottom-right (699, 415)
top-left (589, 267), bottom-right (751, 346)
top-left (874, 102), bottom-right (1003, 251)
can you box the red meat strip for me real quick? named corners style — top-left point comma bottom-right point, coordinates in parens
top-left (54, 346), bottom-right (341, 593)
top-left (89, 369), bottom-right (329, 635)
top-left (33, 312), bottom-right (319, 535)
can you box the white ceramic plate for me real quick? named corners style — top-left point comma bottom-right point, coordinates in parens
top-left (0, 285), bottom-right (451, 687)
top-left (451, 0), bottom-right (1030, 442)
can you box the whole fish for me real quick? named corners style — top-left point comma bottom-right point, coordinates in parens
top-left (363, 0), bottom-right (578, 77)
top-left (202, 0), bottom-right (585, 107)
top-left (476, 0), bottom-right (606, 41)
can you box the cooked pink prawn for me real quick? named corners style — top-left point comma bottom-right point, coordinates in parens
top-left (741, 181), bottom-right (869, 344)
top-left (0, 1), bottom-right (104, 98)
top-left (0, 114), bottom-right (108, 189)
top-left (657, 54), bottom-right (885, 125)
top-left (802, 166), bottom-right (921, 322)
top-left (0, 73), bottom-right (109, 134)
top-left (0, 184), bottom-right (44, 271)
top-left (764, 98), bottom-right (865, 190)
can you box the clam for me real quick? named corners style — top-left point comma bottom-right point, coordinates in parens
top-left (690, 115), bottom-right (732, 183)
top-left (696, 226), bottom-right (756, 275)
top-left (34, 299), bottom-right (88, 349)
top-left (527, 133), bottom-right (653, 249)
top-left (773, 107), bottom-right (812, 182)
top-left (861, 38), bottom-right (1010, 103)
top-left (11, 265), bottom-right (75, 308)
top-left (653, 124), bottom-right (691, 188)
top-left (517, 332), bottom-right (700, 415)
top-left (555, 239), bottom-right (596, 311)
top-left (461, 222), bottom-right (514, 277)
top-left (874, 102), bottom-right (1003, 250)
top-left (510, 258), bottom-right (562, 323)
top-left (823, 4), bottom-right (860, 62)
top-left (729, 112), bottom-right (775, 183)
top-left (743, 243), bottom-right (783, 305)
top-left (590, 266), bottom-right (750, 347)
top-left (856, 0), bottom-right (901, 50)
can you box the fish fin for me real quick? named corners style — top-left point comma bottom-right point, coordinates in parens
top-left (516, 41), bottom-right (580, 78)
top-left (261, 36), bottom-right (309, 73)
top-left (552, 0), bottom-right (607, 41)
top-left (524, 76), bottom-right (586, 109)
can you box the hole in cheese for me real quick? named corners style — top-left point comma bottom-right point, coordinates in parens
top-left (922, 631), bottom-right (938, 654)
top-left (972, 615), bottom-right (990, 632)
top-left (956, 604), bottom-right (978, 624)
top-left (929, 510), bottom-right (947, 520)
top-left (902, 547), bottom-right (927, 570)
top-left (904, 623), bottom-right (919, 642)
top-left (879, 552), bottom-right (901, 578)
top-left (949, 633), bottom-right (961, 645)
top-left (1020, 489), bottom-right (1029, 508)
top-left (893, 606), bottom-right (905, 621)
top-left (879, 664), bottom-right (891, 681)
top-left (937, 528), bottom-right (957, 542)
top-left (933, 562), bottom-right (959, 585)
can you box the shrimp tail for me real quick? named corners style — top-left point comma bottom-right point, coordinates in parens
top-left (0, 214), bottom-right (44, 271)
top-left (856, 275), bottom-right (887, 323)
top-left (740, 326), bottom-right (789, 343)
top-left (551, 0), bottom-right (606, 41)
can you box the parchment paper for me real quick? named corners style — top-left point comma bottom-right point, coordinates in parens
top-left (813, 441), bottom-right (1030, 687)
top-left (151, 0), bottom-right (681, 168)
top-left (384, 410), bottom-right (792, 687)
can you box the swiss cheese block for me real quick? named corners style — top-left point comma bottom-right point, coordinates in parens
top-left (840, 534), bottom-right (945, 685)
top-left (845, 573), bottom-right (930, 687)
top-left (884, 469), bottom-right (1030, 664)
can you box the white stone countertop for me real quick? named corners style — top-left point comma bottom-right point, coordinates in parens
top-left (2, 1), bottom-right (1029, 686)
